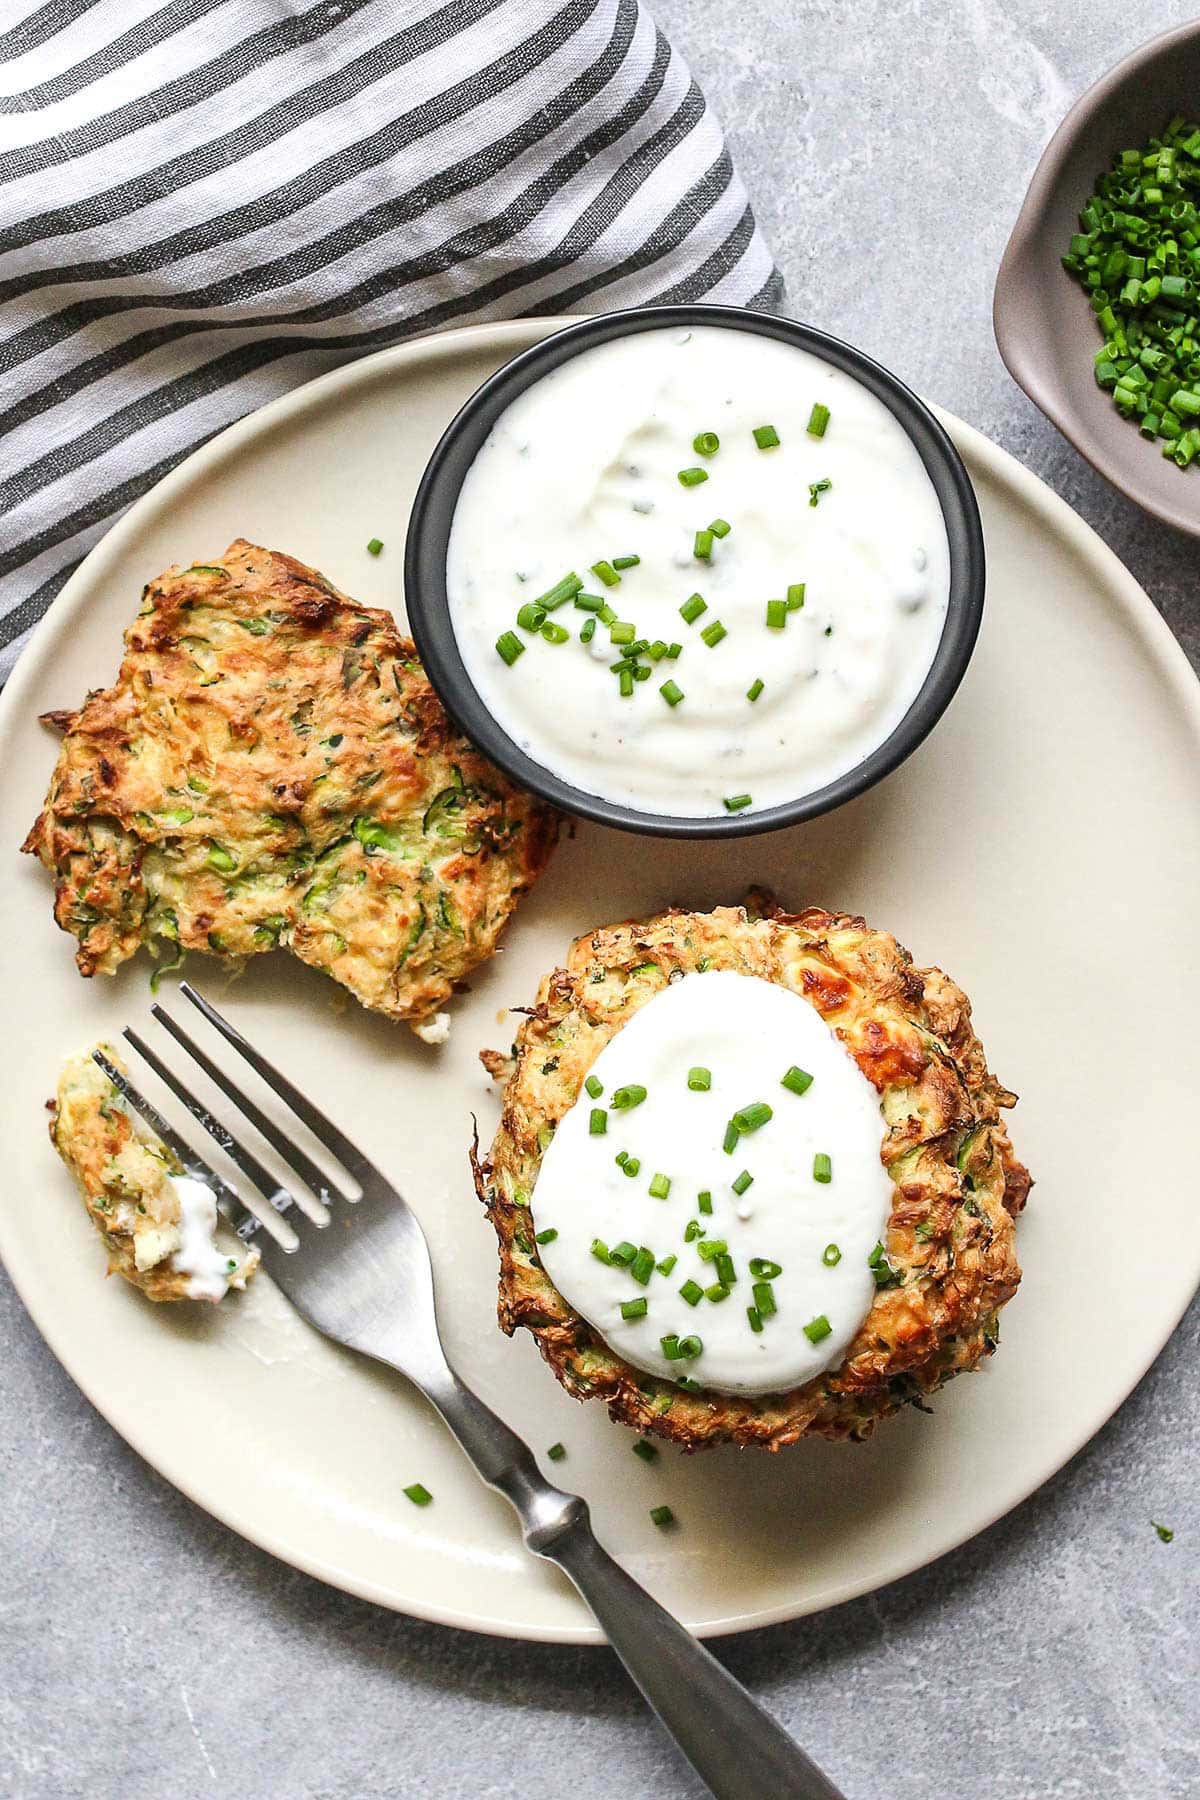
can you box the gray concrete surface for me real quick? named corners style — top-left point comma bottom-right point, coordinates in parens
top-left (3, 3), bottom-right (1198, 1796)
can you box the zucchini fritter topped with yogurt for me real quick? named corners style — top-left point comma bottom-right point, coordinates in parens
top-left (23, 542), bottom-right (558, 1034)
top-left (477, 897), bottom-right (1030, 1450)
top-left (52, 1047), bottom-right (258, 1302)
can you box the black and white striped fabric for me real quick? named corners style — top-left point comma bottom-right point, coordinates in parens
top-left (0, 0), bottom-right (781, 678)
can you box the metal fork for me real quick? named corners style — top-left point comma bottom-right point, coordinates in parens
top-left (95, 981), bottom-right (847, 1800)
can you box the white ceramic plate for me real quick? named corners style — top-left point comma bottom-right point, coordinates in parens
top-left (2, 321), bottom-right (1198, 1644)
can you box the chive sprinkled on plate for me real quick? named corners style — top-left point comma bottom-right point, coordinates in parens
top-left (404, 1483), bottom-right (433, 1506)
top-left (781, 1065), bottom-right (813, 1095)
top-left (1152, 1521), bottom-right (1175, 1543)
top-left (535, 1228), bottom-right (558, 1244)
top-left (585, 1074), bottom-right (603, 1099)
top-left (589, 1108), bottom-right (607, 1135)
top-left (367, 537), bottom-right (384, 555)
top-left (649, 1505), bottom-right (675, 1528)
top-left (632, 1438), bottom-right (659, 1461)
top-left (612, 1084), bottom-right (648, 1110)
top-left (723, 793), bottom-right (752, 813)
top-left (547, 1443), bottom-right (566, 1461)
top-left (753, 423), bottom-right (780, 449)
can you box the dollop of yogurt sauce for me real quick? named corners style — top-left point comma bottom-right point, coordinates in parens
top-left (447, 326), bottom-right (950, 817)
top-left (531, 972), bottom-right (893, 1394)
top-left (168, 1173), bottom-right (240, 1301)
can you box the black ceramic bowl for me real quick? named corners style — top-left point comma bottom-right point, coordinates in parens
top-left (405, 305), bottom-right (985, 838)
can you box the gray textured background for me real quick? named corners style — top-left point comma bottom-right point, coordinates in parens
top-left (3, 4), bottom-right (1197, 1797)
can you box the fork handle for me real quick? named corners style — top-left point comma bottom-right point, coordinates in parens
top-left (416, 1363), bottom-right (847, 1800)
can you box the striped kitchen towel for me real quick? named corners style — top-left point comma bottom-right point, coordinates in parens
top-left (0, 0), bottom-right (781, 678)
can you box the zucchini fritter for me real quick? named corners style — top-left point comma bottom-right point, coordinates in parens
top-left (51, 1047), bottom-right (259, 1302)
top-left (23, 542), bottom-right (558, 1032)
top-left (477, 897), bottom-right (1030, 1450)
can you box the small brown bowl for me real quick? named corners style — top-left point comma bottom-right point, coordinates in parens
top-left (994, 21), bottom-right (1200, 538)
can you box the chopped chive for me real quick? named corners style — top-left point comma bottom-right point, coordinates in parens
top-left (732, 1101), bottom-right (773, 1134)
top-left (746, 678), bottom-right (764, 702)
top-left (697, 1189), bottom-right (713, 1215)
top-left (612, 1084), bottom-right (648, 1110)
top-left (808, 478), bottom-right (832, 506)
top-left (687, 1066), bottom-right (711, 1091)
top-left (803, 1314), bottom-right (832, 1344)
top-left (813, 1152), bottom-right (832, 1183)
top-left (635, 664), bottom-right (652, 682)
top-left (666, 641), bottom-right (683, 659)
top-left (781, 1065), bottom-right (813, 1096)
top-left (591, 1237), bottom-right (612, 1265)
top-left (684, 1220), bottom-right (704, 1243)
top-left (656, 1254), bottom-right (678, 1276)
top-left (868, 1241), bottom-right (886, 1267)
top-left (680, 592), bottom-right (708, 624)
top-left (680, 1279), bottom-right (704, 1307)
top-left (660, 680), bottom-right (684, 708)
top-left (534, 572), bottom-right (584, 609)
top-left (591, 560), bottom-right (621, 587)
top-left (648, 640), bottom-right (668, 661)
top-left (618, 667), bottom-right (634, 698)
top-left (585, 1074), bottom-right (604, 1099)
top-left (648, 1172), bottom-right (672, 1200)
top-left (622, 1156), bottom-right (641, 1178)
top-left (621, 1297), bottom-right (649, 1321)
top-left (661, 1333), bottom-right (684, 1360)
top-left (649, 1505), bottom-right (675, 1528)
top-left (715, 1251), bottom-right (735, 1287)
top-left (822, 1242), bottom-right (842, 1266)
top-left (749, 1258), bottom-right (782, 1280)
top-left (676, 1335), bottom-right (703, 1358)
top-left (1153, 1521), bottom-right (1175, 1543)
top-left (610, 1241), bottom-right (637, 1266)
top-left (807, 402), bottom-right (831, 437)
top-left (700, 619), bottom-right (727, 648)
top-left (615, 1150), bottom-right (628, 1168)
top-left (495, 631), bottom-right (524, 665)
top-left (693, 528), bottom-right (714, 560)
top-left (547, 1442), bottom-right (566, 1461)
top-left (367, 537), bottom-right (384, 556)
top-left (752, 1280), bottom-right (777, 1318)
top-left (609, 620), bottom-right (635, 645)
top-left (709, 517), bottom-right (731, 538)
top-left (786, 583), bottom-right (806, 610)
top-left (535, 1228), bottom-right (559, 1245)
top-left (573, 591), bottom-right (605, 612)
top-left (696, 1239), bottom-right (727, 1263)
top-left (580, 616), bottom-right (596, 643)
top-left (612, 554), bottom-right (641, 570)
top-left (630, 1248), bottom-right (656, 1285)
top-left (705, 1283), bottom-right (731, 1303)
top-left (541, 620), bottom-right (569, 644)
top-left (693, 431), bottom-right (720, 456)
top-left (404, 1483), bottom-right (433, 1506)
top-left (598, 601), bottom-right (618, 625)
top-left (632, 1438), bottom-right (658, 1461)
top-left (723, 793), bottom-right (752, 813)
top-left (678, 467), bottom-right (709, 487)
top-left (722, 1121), bottom-right (739, 1155)
top-left (731, 1170), bottom-right (754, 1196)
top-left (753, 423), bottom-right (780, 449)
top-left (516, 602), bottom-right (547, 632)
top-left (589, 1108), bottom-right (607, 1135)
top-left (766, 599), bottom-right (788, 629)
top-left (746, 1305), bottom-right (763, 1333)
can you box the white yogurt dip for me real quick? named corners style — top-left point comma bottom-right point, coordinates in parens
top-left (531, 971), bottom-right (893, 1394)
top-left (446, 325), bottom-right (950, 818)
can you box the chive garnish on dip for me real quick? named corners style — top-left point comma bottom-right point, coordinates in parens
top-left (632, 1438), bottom-right (659, 1461)
top-left (753, 423), bottom-right (780, 449)
top-left (693, 528), bottom-right (714, 560)
top-left (535, 1228), bottom-right (558, 1244)
top-left (813, 1152), bottom-right (832, 1183)
top-left (612, 554), bottom-right (641, 570)
top-left (765, 600), bottom-right (788, 629)
top-left (612, 1084), bottom-right (648, 1110)
top-left (585, 1074), bottom-right (604, 1098)
top-left (709, 517), bottom-right (731, 538)
top-left (660, 680), bottom-right (684, 708)
top-left (678, 467), bottom-right (709, 488)
top-left (781, 1065), bottom-right (813, 1095)
top-left (649, 1172), bottom-right (672, 1199)
top-left (404, 1483), bottom-right (433, 1506)
top-left (589, 1108), bottom-right (607, 1135)
top-left (622, 1297), bottom-right (649, 1320)
top-left (822, 1243), bottom-right (842, 1266)
top-left (495, 631), bottom-right (524, 665)
top-left (747, 678), bottom-right (764, 702)
top-left (591, 560), bottom-right (621, 587)
top-left (700, 620), bottom-right (727, 648)
top-left (367, 537), bottom-right (384, 555)
top-left (693, 431), bottom-right (720, 456)
top-left (807, 403), bottom-right (830, 438)
top-left (723, 794), bottom-right (752, 812)
top-left (809, 478), bottom-right (832, 506)
top-left (803, 1314), bottom-right (832, 1344)
top-left (687, 1067), bottom-right (711, 1090)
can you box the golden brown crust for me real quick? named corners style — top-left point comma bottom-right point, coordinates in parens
top-left (475, 898), bottom-right (1030, 1449)
top-left (23, 542), bottom-right (558, 1029)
